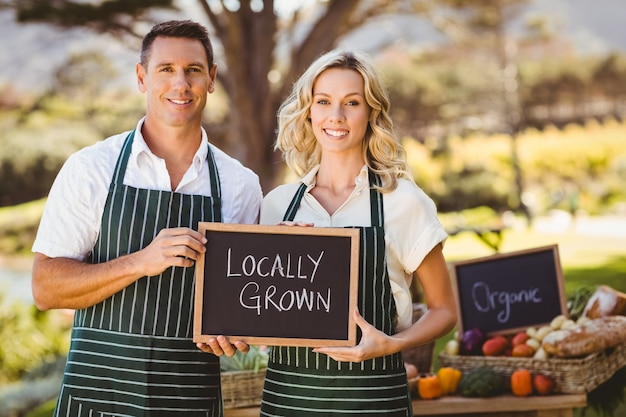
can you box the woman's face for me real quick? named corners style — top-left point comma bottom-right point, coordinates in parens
top-left (310, 68), bottom-right (370, 158)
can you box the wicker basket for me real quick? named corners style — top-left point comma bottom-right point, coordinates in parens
top-left (439, 342), bottom-right (626, 394)
top-left (402, 303), bottom-right (435, 373)
top-left (221, 369), bottom-right (266, 409)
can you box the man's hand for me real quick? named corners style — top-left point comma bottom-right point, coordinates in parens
top-left (139, 227), bottom-right (207, 277)
top-left (196, 336), bottom-right (250, 357)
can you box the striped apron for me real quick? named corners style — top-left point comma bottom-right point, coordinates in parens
top-left (260, 171), bottom-right (412, 416)
top-left (54, 131), bottom-right (224, 417)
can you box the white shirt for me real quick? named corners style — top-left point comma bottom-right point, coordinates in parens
top-left (260, 166), bottom-right (447, 331)
top-left (33, 117), bottom-right (263, 261)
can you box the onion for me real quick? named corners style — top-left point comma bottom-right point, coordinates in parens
top-left (459, 327), bottom-right (486, 355)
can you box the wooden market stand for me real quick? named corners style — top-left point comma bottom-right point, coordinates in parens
top-left (224, 393), bottom-right (587, 417)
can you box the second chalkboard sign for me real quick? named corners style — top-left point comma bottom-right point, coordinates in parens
top-left (450, 244), bottom-right (567, 336)
top-left (193, 223), bottom-right (360, 347)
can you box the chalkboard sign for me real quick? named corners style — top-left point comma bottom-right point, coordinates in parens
top-left (193, 223), bottom-right (360, 347)
top-left (450, 245), bottom-right (567, 336)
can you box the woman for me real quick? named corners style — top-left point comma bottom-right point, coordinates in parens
top-left (259, 49), bottom-right (457, 416)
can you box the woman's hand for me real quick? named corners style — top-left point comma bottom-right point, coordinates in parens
top-left (278, 221), bottom-right (314, 227)
top-left (312, 308), bottom-right (396, 362)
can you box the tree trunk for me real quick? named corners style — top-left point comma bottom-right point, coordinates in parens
top-left (200, 0), bottom-right (365, 193)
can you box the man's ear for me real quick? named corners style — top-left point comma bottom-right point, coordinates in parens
top-left (136, 63), bottom-right (147, 93)
top-left (208, 63), bottom-right (218, 93)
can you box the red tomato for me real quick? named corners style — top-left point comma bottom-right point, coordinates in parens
top-left (533, 374), bottom-right (555, 395)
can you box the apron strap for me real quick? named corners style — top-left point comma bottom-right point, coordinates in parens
top-left (111, 130), bottom-right (135, 186)
top-left (283, 169), bottom-right (384, 227)
top-left (368, 170), bottom-right (384, 228)
top-left (110, 130), bottom-right (222, 207)
top-left (206, 143), bottom-right (221, 200)
top-left (283, 182), bottom-right (308, 222)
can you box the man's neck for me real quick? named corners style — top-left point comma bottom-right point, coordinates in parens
top-left (141, 119), bottom-right (203, 190)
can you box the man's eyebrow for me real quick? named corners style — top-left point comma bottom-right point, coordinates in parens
top-left (154, 61), bottom-right (208, 69)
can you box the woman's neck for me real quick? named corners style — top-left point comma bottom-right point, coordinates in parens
top-left (311, 157), bottom-right (365, 215)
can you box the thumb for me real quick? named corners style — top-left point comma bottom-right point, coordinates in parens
top-left (353, 307), bottom-right (367, 327)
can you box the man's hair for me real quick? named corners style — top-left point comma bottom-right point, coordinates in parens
top-left (140, 20), bottom-right (214, 68)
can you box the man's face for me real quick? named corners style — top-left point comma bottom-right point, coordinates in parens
top-left (136, 36), bottom-right (217, 128)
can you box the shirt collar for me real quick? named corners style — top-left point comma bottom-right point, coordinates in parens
top-left (301, 164), bottom-right (370, 192)
top-left (130, 116), bottom-right (209, 166)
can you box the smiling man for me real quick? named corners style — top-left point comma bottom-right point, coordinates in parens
top-left (31, 20), bottom-right (262, 417)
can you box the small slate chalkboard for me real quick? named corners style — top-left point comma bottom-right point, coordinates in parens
top-left (193, 223), bottom-right (360, 347)
top-left (450, 244), bottom-right (567, 336)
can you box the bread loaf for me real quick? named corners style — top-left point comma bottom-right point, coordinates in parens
top-left (583, 285), bottom-right (626, 318)
top-left (542, 315), bottom-right (626, 358)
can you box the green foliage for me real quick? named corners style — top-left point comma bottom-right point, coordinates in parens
top-left (403, 119), bottom-right (626, 215)
top-left (0, 199), bottom-right (46, 255)
top-left (0, 51), bottom-right (145, 206)
top-left (219, 345), bottom-right (269, 372)
top-left (15, 0), bottom-right (176, 35)
top-left (0, 294), bottom-right (71, 384)
top-left (25, 399), bottom-right (56, 417)
top-left (580, 367), bottom-right (626, 417)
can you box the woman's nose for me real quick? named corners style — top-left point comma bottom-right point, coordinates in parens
top-left (329, 104), bottom-right (345, 122)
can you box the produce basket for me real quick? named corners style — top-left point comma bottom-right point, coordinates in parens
top-left (402, 303), bottom-right (435, 373)
top-left (439, 342), bottom-right (626, 394)
top-left (221, 369), bottom-right (266, 409)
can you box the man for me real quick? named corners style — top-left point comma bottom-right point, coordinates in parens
top-left (31, 20), bottom-right (262, 416)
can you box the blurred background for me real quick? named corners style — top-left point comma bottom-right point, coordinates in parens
top-left (0, 0), bottom-right (625, 416)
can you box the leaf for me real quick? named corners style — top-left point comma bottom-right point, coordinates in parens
top-left (219, 345), bottom-right (269, 372)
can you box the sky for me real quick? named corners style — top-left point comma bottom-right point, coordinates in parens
top-left (1, 0), bottom-right (626, 93)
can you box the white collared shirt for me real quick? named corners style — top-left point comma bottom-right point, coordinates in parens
top-left (33, 117), bottom-right (263, 261)
top-left (260, 165), bottom-right (447, 331)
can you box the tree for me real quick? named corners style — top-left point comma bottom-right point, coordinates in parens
top-left (7, 0), bottom-right (427, 192)
top-left (418, 0), bottom-right (534, 218)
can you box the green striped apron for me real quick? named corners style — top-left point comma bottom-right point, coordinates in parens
top-left (260, 171), bottom-right (412, 416)
top-left (54, 130), bottom-right (224, 417)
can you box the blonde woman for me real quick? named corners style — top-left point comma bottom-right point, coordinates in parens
top-left (260, 49), bottom-right (457, 416)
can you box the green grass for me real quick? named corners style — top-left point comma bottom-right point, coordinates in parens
top-left (25, 399), bottom-right (55, 417)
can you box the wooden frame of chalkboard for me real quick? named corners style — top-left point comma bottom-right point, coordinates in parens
top-left (450, 244), bottom-right (567, 336)
top-left (193, 223), bottom-right (360, 347)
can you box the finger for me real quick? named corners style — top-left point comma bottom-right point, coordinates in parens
top-left (234, 340), bottom-right (250, 353)
top-left (206, 338), bottom-right (225, 356)
top-left (173, 244), bottom-right (205, 261)
top-left (158, 229), bottom-right (207, 253)
top-left (352, 308), bottom-right (370, 330)
top-left (278, 221), bottom-right (297, 226)
top-left (163, 227), bottom-right (207, 241)
top-left (196, 342), bottom-right (215, 354)
top-left (217, 335), bottom-right (237, 357)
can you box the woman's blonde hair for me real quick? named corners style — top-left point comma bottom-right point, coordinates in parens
top-left (276, 49), bottom-right (411, 192)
